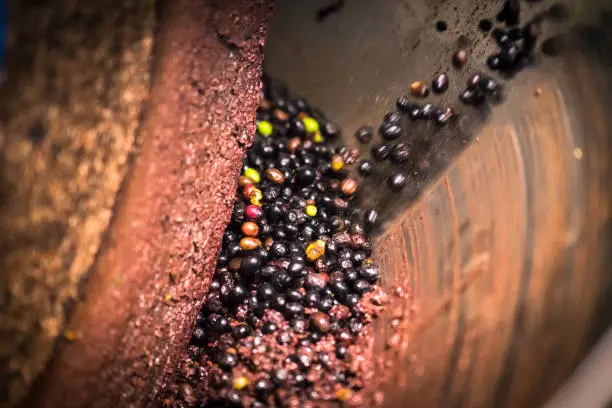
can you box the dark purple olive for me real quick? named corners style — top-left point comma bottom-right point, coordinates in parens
top-left (355, 125), bottom-right (374, 144)
top-left (390, 143), bottom-right (411, 164)
top-left (371, 143), bottom-right (391, 161)
top-left (487, 54), bottom-right (501, 70)
top-left (358, 159), bottom-right (374, 177)
top-left (467, 73), bottom-right (482, 90)
top-left (383, 111), bottom-right (402, 124)
top-left (379, 122), bottom-right (402, 141)
top-left (435, 20), bottom-right (448, 32)
top-left (396, 96), bottom-right (412, 112)
top-left (435, 107), bottom-right (455, 126)
top-left (388, 172), bottom-right (407, 192)
top-left (497, 0), bottom-right (521, 27)
top-left (479, 19), bottom-right (493, 32)
top-left (431, 73), bottom-right (449, 94)
top-left (364, 210), bottom-right (378, 231)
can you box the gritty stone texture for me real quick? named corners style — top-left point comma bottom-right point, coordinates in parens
top-left (0, 1), bottom-right (154, 406)
top-left (16, 1), bottom-right (273, 408)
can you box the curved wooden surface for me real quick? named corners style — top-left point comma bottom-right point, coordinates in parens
top-left (373, 22), bottom-right (612, 408)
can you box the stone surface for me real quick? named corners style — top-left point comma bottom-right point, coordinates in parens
top-left (0, 1), bottom-right (272, 407)
top-left (0, 1), bottom-right (154, 405)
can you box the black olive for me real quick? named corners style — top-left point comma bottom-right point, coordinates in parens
top-left (487, 54), bottom-right (501, 70)
top-left (295, 166), bottom-right (317, 186)
top-left (192, 327), bottom-right (207, 346)
top-left (353, 280), bottom-right (372, 294)
top-left (431, 73), bottom-right (449, 94)
top-left (262, 322), bottom-right (278, 334)
top-left (379, 122), bottom-right (402, 140)
top-left (396, 96), bottom-right (412, 112)
top-left (233, 324), bottom-right (252, 339)
top-left (318, 296), bottom-right (334, 312)
top-left (354, 125), bottom-right (374, 144)
top-left (390, 143), bottom-right (411, 164)
top-left (497, 0), bottom-right (521, 27)
top-left (388, 172), bottom-right (407, 192)
top-left (453, 49), bottom-right (468, 68)
top-left (435, 20), bottom-right (448, 32)
top-left (254, 378), bottom-right (274, 398)
top-left (383, 111), bottom-right (402, 124)
top-left (218, 353), bottom-right (238, 371)
top-left (358, 159), bottom-right (374, 177)
top-left (257, 283), bottom-right (275, 301)
top-left (284, 302), bottom-right (305, 317)
top-left (371, 143), bottom-right (391, 161)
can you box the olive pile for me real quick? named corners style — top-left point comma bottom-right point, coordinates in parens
top-left (184, 0), bottom-right (559, 406)
top-left (190, 78), bottom-right (386, 407)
